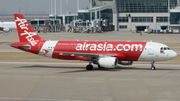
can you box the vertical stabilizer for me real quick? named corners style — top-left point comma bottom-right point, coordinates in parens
top-left (14, 14), bottom-right (43, 46)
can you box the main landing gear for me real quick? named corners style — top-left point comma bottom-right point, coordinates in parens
top-left (86, 65), bottom-right (93, 70)
top-left (151, 61), bottom-right (156, 70)
top-left (86, 61), bottom-right (93, 70)
top-left (98, 64), bottom-right (103, 68)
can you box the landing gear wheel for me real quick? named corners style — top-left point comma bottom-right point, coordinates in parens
top-left (86, 65), bottom-right (93, 70)
top-left (151, 66), bottom-right (156, 70)
top-left (151, 61), bottom-right (156, 70)
top-left (98, 64), bottom-right (103, 68)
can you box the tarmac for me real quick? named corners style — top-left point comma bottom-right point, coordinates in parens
top-left (0, 31), bottom-right (180, 101)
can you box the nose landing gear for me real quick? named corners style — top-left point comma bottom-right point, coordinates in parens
top-left (151, 61), bottom-right (156, 70)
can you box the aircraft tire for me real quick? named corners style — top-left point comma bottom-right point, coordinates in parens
top-left (151, 66), bottom-right (156, 70)
top-left (86, 65), bottom-right (93, 70)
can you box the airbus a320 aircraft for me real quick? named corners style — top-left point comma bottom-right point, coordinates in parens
top-left (0, 21), bottom-right (16, 36)
top-left (11, 14), bottom-right (177, 70)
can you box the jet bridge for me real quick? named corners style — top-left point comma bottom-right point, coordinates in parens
top-left (69, 19), bottom-right (109, 33)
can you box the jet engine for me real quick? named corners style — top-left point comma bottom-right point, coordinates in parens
top-left (98, 57), bottom-right (118, 68)
top-left (3, 27), bottom-right (10, 32)
top-left (118, 61), bottom-right (133, 65)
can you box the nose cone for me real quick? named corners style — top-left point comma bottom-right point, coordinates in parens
top-left (170, 51), bottom-right (177, 60)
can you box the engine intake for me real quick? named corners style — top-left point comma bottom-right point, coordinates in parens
top-left (98, 57), bottom-right (118, 68)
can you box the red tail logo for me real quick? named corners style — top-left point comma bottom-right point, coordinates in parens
top-left (14, 14), bottom-right (42, 46)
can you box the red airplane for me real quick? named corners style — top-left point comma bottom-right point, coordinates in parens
top-left (11, 14), bottom-right (177, 70)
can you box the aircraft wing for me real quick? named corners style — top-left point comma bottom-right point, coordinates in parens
top-left (53, 51), bottom-right (114, 59)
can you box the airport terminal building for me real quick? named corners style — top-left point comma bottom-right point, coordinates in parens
top-left (85, 0), bottom-right (180, 31)
top-left (49, 0), bottom-right (180, 32)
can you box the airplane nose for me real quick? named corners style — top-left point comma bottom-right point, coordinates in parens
top-left (170, 51), bottom-right (177, 59)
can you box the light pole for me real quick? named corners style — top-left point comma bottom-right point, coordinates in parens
top-left (51, 0), bottom-right (53, 14)
top-left (55, 0), bottom-right (57, 32)
top-left (66, 0), bottom-right (68, 14)
top-left (90, 0), bottom-right (92, 21)
top-left (60, 0), bottom-right (62, 15)
top-left (168, 0), bottom-right (170, 30)
top-left (77, 0), bottom-right (80, 20)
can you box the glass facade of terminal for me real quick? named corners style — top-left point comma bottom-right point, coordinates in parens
top-left (78, 9), bottom-right (113, 23)
top-left (49, 16), bottom-right (63, 24)
top-left (65, 16), bottom-right (75, 24)
top-left (117, 0), bottom-right (177, 13)
top-left (119, 25), bottom-right (127, 29)
top-left (118, 17), bottom-right (169, 23)
top-left (119, 17), bottom-right (128, 22)
top-left (100, 9), bottom-right (113, 23)
top-left (49, 16), bottom-right (74, 24)
top-left (78, 12), bottom-right (95, 21)
top-left (132, 17), bottom-right (153, 22)
top-left (92, 0), bottom-right (96, 7)
top-left (57, 16), bottom-right (63, 24)
top-left (170, 12), bottom-right (180, 24)
top-left (99, 0), bottom-right (113, 1)
top-left (156, 17), bottom-right (168, 22)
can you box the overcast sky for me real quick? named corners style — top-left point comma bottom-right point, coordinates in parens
top-left (0, 0), bottom-right (90, 15)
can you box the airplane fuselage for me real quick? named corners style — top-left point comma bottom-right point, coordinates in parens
top-left (12, 41), bottom-right (177, 62)
top-left (0, 22), bottom-right (16, 30)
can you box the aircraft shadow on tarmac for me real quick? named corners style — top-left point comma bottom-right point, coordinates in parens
top-left (17, 65), bottom-right (180, 73)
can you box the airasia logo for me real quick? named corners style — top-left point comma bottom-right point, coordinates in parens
top-left (76, 42), bottom-right (143, 52)
top-left (15, 17), bottom-right (38, 46)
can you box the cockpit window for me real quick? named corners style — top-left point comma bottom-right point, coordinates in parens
top-left (160, 47), bottom-right (171, 50)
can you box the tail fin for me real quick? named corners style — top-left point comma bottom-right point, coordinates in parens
top-left (14, 14), bottom-right (43, 46)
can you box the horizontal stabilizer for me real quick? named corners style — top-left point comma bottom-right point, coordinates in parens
top-left (11, 44), bottom-right (31, 50)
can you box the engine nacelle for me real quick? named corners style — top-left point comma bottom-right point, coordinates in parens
top-left (3, 27), bottom-right (10, 32)
top-left (98, 57), bottom-right (118, 68)
top-left (118, 61), bottom-right (133, 65)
